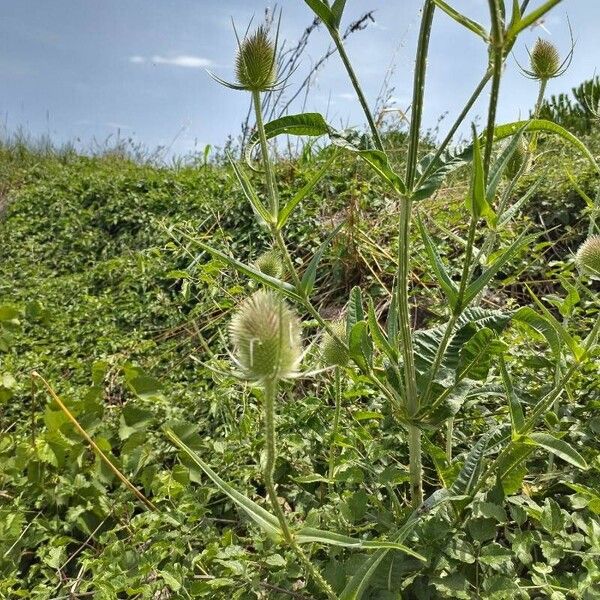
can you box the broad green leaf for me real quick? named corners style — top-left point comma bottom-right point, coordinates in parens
top-left (461, 231), bottom-right (538, 308)
top-left (299, 222), bottom-right (344, 297)
top-left (457, 327), bottom-right (507, 381)
top-left (278, 151), bottom-right (337, 228)
top-left (349, 321), bottom-right (373, 372)
top-left (525, 432), bottom-right (588, 470)
top-left (227, 153), bottom-right (273, 227)
top-left (367, 296), bottom-right (398, 362)
top-left (165, 429), bottom-right (283, 539)
top-left (513, 306), bottom-right (561, 358)
top-left (295, 527), bottom-right (425, 561)
top-left (346, 286), bottom-right (364, 335)
top-left (432, 0), bottom-right (489, 41)
top-left (192, 240), bottom-right (302, 302)
top-left (416, 215), bottom-right (459, 306)
top-left (331, 0), bottom-right (347, 28)
top-left (494, 119), bottom-right (600, 174)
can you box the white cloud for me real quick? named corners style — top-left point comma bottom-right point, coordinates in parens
top-left (129, 56), bottom-right (146, 64)
top-left (338, 92), bottom-right (355, 100)
top-left (129, 54), bottom-right (212, 68)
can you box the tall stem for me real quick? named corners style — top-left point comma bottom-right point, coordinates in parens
top-left (328, 367), bottom-right (342, 482)
top-left (263, 379), bottom-right (338, 600)
top-left (252, 90), bottom-right (279, 218)
top-left (331, 31), bottom-right (384, 152)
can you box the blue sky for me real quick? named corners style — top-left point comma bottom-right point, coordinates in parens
top-left (1, 1), bottom-right (598, 158)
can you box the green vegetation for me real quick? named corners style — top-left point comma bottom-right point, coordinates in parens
top-left (2, 1), bottom-right (600, 598)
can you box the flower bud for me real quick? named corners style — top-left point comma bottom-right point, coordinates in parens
top-left (320, 320), bottom-right (349, 367)
top-left (255, 250), bottom-right (284, 280)
top-left (575, 235), bottom-right (600, 277)
top-left (505, 137), bottom-right (528, 180)
top-left (530, 39), bottom-right (561, 80)
top-left (229, 290), bottom-right (301, 381)
top-left (235, 26), bottom-right (277, 92)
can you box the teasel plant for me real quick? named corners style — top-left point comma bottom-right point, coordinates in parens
top-left (167, 1), bottom-right (600, 597)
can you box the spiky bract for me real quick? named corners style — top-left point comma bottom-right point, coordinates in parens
top-left (320, 320), bottom-right (349, 367)
top-left (575, 235), bottom-right (600, 277)
top-left (229, 290), bottom-right (301, 381)
top-left (255, 250), bottom-right (284, 279)
top-left (235, 26), bottom-right (277, 92)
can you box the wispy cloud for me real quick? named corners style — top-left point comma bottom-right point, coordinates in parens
top-left (129, 55), bottom-right (212, 68)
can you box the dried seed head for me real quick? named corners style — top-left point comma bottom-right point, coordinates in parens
top-left (575, 235), bottom-right (600, 277)
top-left (235, 26), bottom-right (277, 92)
top-left (505, 137), bottom-right (528, 180)
top-left (320, 320), bottom-right (349, 367)
top-left (255, 250), bottom-right (284, 280)
top-left (530, 39), bottom-right (561, 80)
top-left (229, 290), bottom-right (302, 381)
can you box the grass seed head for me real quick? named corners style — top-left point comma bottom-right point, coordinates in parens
top-left (235, 26), bottom-right (277, 92)
top-left (320, 320), bottom-right (349, 367)
top-left (575, 235), bottom-right (600, 277)
top-left (229, 290), bottom-right (301, 381)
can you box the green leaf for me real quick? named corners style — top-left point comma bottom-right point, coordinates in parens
top-left (416, 215), bottom-right (459, 306)
top-left (486, 124), bottom-right (527, 202)
top-left (228, 153), bottom-right (273, 227)
top-left (367, 296), bottom-right (398, 362)
top-left (494, 119), bottom-right (600, 174)
top-left (303, 0), bottom-right (336, 29)
top-left (432, 0), bottom-right (489, 41)
top-left (295, 527), bottom-right (425, 561)
top-left (331, 0), bottom-right (347, 28)
top-left (349, 321), bottom-right (373, 372)
top-left (525, 433), bottom-right (588, 470)
top-left (192, 240), bottom-right (302, 302)
top-left (165, 429), bottom-right (283, 540)
top-left (300, 222), bottom-right (344, 297)
top-left (505, 0), bottom-right (563, 44)
top-left (461, 230), bottom-right (538, 308)
top-left (457, 327), bottom-right (507, 381)
top-left (498, 355), bottom-right (525, 433)
top-left (123, 365), bottom-right (164, 401)
top-left (465, 127), bottom-right (495, 225)
top-left (346, 286), bottom-right (364, 334)
top-left (278, 151), bottom-right (337, 228)
top-left (513, 306), bottom-right (562, 358)
top-left (496, 176), bottom-right (543, 228)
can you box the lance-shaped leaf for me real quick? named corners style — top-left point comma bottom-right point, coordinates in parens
top-left (494, 119), bottom-right (600, 174)
top-left (228, 153), bottom-right (274, 227)
top-left (165, 429), bottom-right (283, 539)
top-left (513, 306), bottom-right (562, 359)
top-left (460, 230), bottom-right (538, 309)
top-left (331, 0), bottom-right (347, 28)
top-left (456, 327), bottom-right (507, 381)
top-left (299, 222), bottom-right (344, 297)
top-left (432, 0), bottom-right (489, 41)
top-left (367, 296), bottom-right (398, 363)
top-left (499, 355), bottom-right (525, 434)
top-left (295, 527), bottom-right (425, 561)
top-left (416, 215), bottom-right (459, 306)
top-left (465, 127), bottom-right (495, 225)
top-left (525, 433), bottom-right (588, 470)
top-left (349, 321), bottom-right (373, 373)
top-left (303, 0), bottom-right (337, 29)
top-left (278, 151), bottom-right (337, 228)
top-left (346, 286), bottom-right (364, 334)
top-left (191, 240), bottom-right (303, 302)
top-left (505, 0), bottom-right (563, 44)
top-left (496, 177), bottom-right (543, 228)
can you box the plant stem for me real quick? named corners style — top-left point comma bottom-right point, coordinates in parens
top-left (331, 31), bottom-right (384, 152)
top-left (252, 90), bottom-right (279, 218)
top-left (328, 367), bottom-right (342, 482)
top-left (263, 378), bottom-right (338, 600)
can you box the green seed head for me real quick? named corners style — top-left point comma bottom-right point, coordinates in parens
top-left (255, 250), bottom-right (284, 280)
top-left (320, 320), bottom-right (349, 367)
top-left (505, 137), bottom-right (528, 180)
top-left (575, 235), bottom-right (600, 277)
top-left (235, 26), bottom-right (277, 92)
top-left (530, 38), bottom-right (561, 80)
top-left (229, 290), bottom-right (302, 381)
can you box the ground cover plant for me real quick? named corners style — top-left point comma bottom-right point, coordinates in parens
top-left (1, 0), bottom-right (600, 598)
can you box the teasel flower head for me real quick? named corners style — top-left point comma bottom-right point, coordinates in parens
top-left (320, 320), bottom-right (349, 367)
top-left (229, 290), bottom-right (302, 382)
top-left (208, 17), bottom-right (283, 93)
top-left (575, 235), bottom-right (600, 277)
top-left (519, 36), bottom-right (573, 82)
top-left (255, 249), bottom-right (284, 280)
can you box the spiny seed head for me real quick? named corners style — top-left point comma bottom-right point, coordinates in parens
top-left (229, 290), bottom-right (301, 381)
top-left (530, 38), bottom-right (561, 80)
top-left (255, 250), bottom-right (284, 280)
top-left (320, 320), bottom-right (349, 367)
top-left (575, 235), bottom-right (600, 277)
top-left (505, 137), bottom-right (528, 180)
top-left (235, 26), bottom-right (277, 92)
